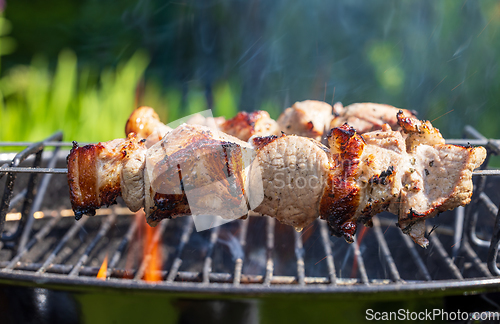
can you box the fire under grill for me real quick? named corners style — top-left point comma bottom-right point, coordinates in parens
top-left (1, 127), bottom-right (500, 296)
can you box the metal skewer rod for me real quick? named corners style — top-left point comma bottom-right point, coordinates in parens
top-left (0, 167), bottom-right (68, 174)
top-left (1, 167), bottom-right (498, 176)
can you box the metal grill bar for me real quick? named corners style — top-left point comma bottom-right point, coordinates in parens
top-left (264, 217), bottom-right (275, 285)
top-left (446, 139), bottom-right (490, 146)
top-left (2, 214), bottom-right (61, 271)
top-left (294, 230), bottom-right (305, 285)
top-left (428, 234), bottom-right (464, 279)
top-left (0, 163), bottom-right (7, 181)
top-left (464, 125), bottom-right (488, 141)
top-left (318, 221), bottom-right (337, 285)
top-left (487, 206), bottom-right (500, 276)
top-left (69, 213), bottom-right (117, 276)
top-left (352, 236), bottom-right (369, 284)
top-left (107, 215), bottom-right (138, 274)
top-left (0, 260), bottom-right (336, 284)
top-left (479, 192), bottom-right (498, 216)
top-left (36, 217), bottom-right (88, 274)
top-left (400, 230), bottom-right (432, 281)
top-left (462, 241), bottom-right (492, 278)
top-left (452, 207), bottom-right (465, 259)
top-left (468, 202), bottom-right (490, 248)
top-left (233, 218), bottom-right (249, 286)
top-left (202, 223), bottom-right (221, 284)
top-left (18, 145), bottom-right (61, 252)
top-left (468, 192), bottom-right (497, 248)
top-left (5, 188), bottom-right (27, 212)
top-left (371, 217), bottom-right (401, 282)
top-left (166, 217), bottom-right (194, 282)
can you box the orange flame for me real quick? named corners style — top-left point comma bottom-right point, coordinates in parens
top-left (97, 254), bottom-right (108, 280)
top-left (143, 224), bottom-right (162, 282)
top-left (125, 211), bottom-right (145, 271)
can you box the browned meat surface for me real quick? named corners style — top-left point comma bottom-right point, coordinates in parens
top-left (144, 124), bottom-right (255, 226)
top-left (248, 134), bottom-right (330, 230)
top-left (331, 102), bottom-right (416, 133)
top-left (68, 112), bottom-right (486, 247)
top-left (125, 106), bottom-right (172, 146)
top-left (67, 133), bottom-right (147, 219)
top-left (220, 110), bottom-right (280, 142)
top-left (277, 100), bottom-right (333, 141)
top-left (321, 112), bottom-right (486, 247)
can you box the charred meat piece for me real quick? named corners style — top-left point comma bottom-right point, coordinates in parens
top-left (277, 100), bottom-right (333, 141)
top-left (321, 113), bottom-right (486, 247)
top-left (220, 110), bottom-right (280, 142)
top-left (67, 133), bottom-right (147, 219)
top-left (396, 109), bottom-right (444, 151)
top-left (331, 102), bottom-right (416, 133)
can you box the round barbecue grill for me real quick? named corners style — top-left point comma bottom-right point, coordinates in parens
top-left (1, 127), bottom-right (500, 323)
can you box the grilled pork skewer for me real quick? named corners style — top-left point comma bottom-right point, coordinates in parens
top-left (67, 111), bottom-right (486, 247)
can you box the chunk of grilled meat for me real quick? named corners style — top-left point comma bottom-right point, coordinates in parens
top-left (125, 106), bottom-right (172, 140)
top-left (220, 110), bottom-right (280, 142)
top-left (248, 134), bottom-right (331, 229)
top-left (67, 133), bottom-right (147, 219)
top-left (321, 113), bottom-right (486, 247)
top-left (277, 100), bottom-right (334, 141)
top-left (68, 114), bottom-right (486, 247)
top-left (144, 124), bottom-right (255, 226)
top-left (331, 102), bottom-right (416, 134)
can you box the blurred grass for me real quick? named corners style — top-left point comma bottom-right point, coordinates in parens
top-left (0, 49), bottom-right (245, 144)
top-left (0, 49), bottom-right (149, 143)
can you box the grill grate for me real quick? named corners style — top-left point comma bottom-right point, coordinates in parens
top-left (1, 127), bottom-right (500, 295)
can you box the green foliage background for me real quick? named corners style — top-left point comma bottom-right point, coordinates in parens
top-left (1, 0), bottom-right (499, 143)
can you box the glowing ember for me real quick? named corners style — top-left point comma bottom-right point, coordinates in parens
top-left (97, 255), bottom-right (108, 280)
top-left (143, 223), bottom-right (162, 282)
